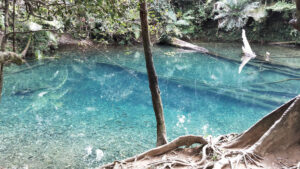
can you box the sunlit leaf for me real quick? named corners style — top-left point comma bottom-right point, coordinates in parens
top-left (167, 11), bottom-right (177, 22)
top-left (27, 22), bottom-right (43, 31)
top-left (46, 31), bottom-right (57, 43)
top-left (176, 20), bottom-right (189, 26)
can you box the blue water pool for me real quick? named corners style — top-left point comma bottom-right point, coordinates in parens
top-left (0, 45), bottom-right (299, 168)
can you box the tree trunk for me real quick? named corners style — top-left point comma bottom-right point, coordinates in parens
top-left (2, 0), bottom-right (9, 52)
top-left (0, 0), bottom-right (10, 99)
top-left (224, 98), bottom-right (295, 149)
top-left (0, 64), bottom-right (3, 99)
top-left (13, 0), bottom-right (16, 52)
top-left (139, 0), bottom-right (168, 146)
top-left (250, 95), bottom-right (300, 155)
top-left (226, 95), bottom-right (300, 156)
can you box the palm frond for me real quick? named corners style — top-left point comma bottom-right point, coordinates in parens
top-left (213, 0), bottom-right (263, 30)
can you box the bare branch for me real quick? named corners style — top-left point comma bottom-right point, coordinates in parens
top-left (21, 35), bottom-right (32, 58)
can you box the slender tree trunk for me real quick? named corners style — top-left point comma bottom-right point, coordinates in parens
top-left (0, 0), bottom-right (9, 99)
top-left (296, 0), bottom-right (300, 16)
top-left (13, 0), bottom-right (16, 52)
top-left (0, 64), bottom-right (3, 99)
top-left (296, 0), bottom-right (300, 29)
top-left (2, 0), bottom-right (9, 51)
top-left (139, 0), bottom-right (168, 146)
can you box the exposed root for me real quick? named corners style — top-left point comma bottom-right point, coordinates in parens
top-left (100, 136), bottom-right (265, 169)
top-left (100, 138), bottom-right (297, 169)
top-left (197, 145), bottom-right (208, 165)
top-left (148, 158), bottom-right (194, 168)
top-left (222, 150), bottom-right (263, 169)
top-left (100, 135), bottom-right (208, 169)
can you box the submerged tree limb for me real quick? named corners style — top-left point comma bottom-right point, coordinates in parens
top-left (253, 78), bottom-right (300, 85)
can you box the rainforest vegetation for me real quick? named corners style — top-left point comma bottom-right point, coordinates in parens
top-left (0, 0), bottom-right (299, 58)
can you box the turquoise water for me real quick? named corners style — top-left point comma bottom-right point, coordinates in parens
top-left (0, 45), bottom-right (299, 168)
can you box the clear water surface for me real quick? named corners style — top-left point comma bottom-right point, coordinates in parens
top-left (0, 45), bottom-right (299, 168)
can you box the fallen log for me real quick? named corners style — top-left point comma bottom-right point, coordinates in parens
top-left (159, 36), bottom-right (209, 53)
top-left (268, 41), bottom-right (297, 45)
top-left (0, 51), bottom-right (24, 65)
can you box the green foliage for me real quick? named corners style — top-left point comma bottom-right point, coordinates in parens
top-left (266, 1), bottom-right (296, 12)
top-left (161, 9), bottom-right (196, 37)
top-left (0, 0), bottom-right (299, 56)
top-left (193, 0), bottom-right (215, 33)
top-left (30, 31), bottom-right (57, 58)
top-left (213, 0), bottom-right (261, 30)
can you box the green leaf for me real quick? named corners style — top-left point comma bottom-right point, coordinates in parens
top-left (134, 30), bottom-right (140, 39)
top-left (183, 16), bottom-right (195, 20)
top-left (167, 11), bottom-right (177, 22)
top-left (46, 31), bottom-right (57, 43)
top-left (176, 20), bottom-right (190, 26)
top-left (35, 50), bottom-right (44, 60)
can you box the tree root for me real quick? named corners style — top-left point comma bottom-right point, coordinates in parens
top-left (100, 135), bottom-right (265, 169)
top-left (217, 150), bottom-right (263, 169)
top-left (148, 158), bottom-right (194, 168)
top-left (100, 135), bottom-right (208, 169)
